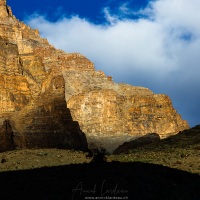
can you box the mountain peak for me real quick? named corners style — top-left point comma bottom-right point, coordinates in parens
top-left (0, 0), bottom-right (7, 17)
top-left (0, 0), bottom-right (12, 18)
top-left (0, 0), bottom-right (6, 6)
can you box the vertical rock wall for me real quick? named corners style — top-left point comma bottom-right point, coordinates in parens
top-left (0, 0), bottom-right (189, 153)
top-left (0, 1), bottom-right (88, 152)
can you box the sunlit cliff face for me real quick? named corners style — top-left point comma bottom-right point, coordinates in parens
top-left (0, 0), bottom-right (189, 153)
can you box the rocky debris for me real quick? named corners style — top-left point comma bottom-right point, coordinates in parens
top-left (0, 0), bottom-right (189, 152)
top-left (113, 133), bottom-right (160, 154)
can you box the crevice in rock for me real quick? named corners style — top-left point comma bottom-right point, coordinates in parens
top-left (0, 120), bottom-right (15, 152)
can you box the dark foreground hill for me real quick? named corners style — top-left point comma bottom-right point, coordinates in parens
top-left (0, 162), bottom-right (199, 200)
top-left (0, 126), bottom-right (199, 199)
top-left (109, 125), bottom-right (200, 174)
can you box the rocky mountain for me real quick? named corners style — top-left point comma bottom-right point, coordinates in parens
top-left (0, 0), bottom-right (189, 152)
top-left (113, 133), bottom-right (161, 154)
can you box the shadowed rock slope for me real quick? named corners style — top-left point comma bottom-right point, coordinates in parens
top-left (109, 125), bottom-right (200, 174)
top-left (0, 0), bottom-right (189, 152)
top-left (113, 133), bottom-right (161, 154)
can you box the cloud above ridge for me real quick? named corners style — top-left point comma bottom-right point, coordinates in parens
top-left (26, 0), bottom-right (200, 126)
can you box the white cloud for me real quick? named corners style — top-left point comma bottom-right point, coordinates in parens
top-left (26, 0), bottom-right (200, 126)
top-left (103, 7), bottom-right (118, 25)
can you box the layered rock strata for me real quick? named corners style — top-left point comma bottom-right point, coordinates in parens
top-left (0, 0), bottom-right (189, 152)
top-left (0, 0), bottom-right (87, 151)
top-left (65, 71), bottom-right (189, 152)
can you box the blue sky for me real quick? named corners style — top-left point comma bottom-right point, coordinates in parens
top-left (7, 0), bottom-right (200, 127)
top-left (8, 0), bottom-right (149, 23)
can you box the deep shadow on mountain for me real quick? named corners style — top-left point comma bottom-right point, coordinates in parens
top-left (0, 162), bottom-right (199, 200)
top-left (159, 124), bottom-right (200, 148)
top-left (113, 133), bottom-right (161, 154)
top-left (113, 125), bottom-right (200, 154)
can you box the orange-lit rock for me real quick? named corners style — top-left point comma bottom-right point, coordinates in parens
top-left (0, 0), bottom-right (189, 152)
top-left (0, 0), bottom-right (87, 152)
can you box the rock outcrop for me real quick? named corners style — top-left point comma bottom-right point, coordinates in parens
top-left (113, 133), bottom-right (161, 154)
top-left (0, 0), bottom-right (87, 152)
top-left (0, 0), bottom-right (189, 152)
